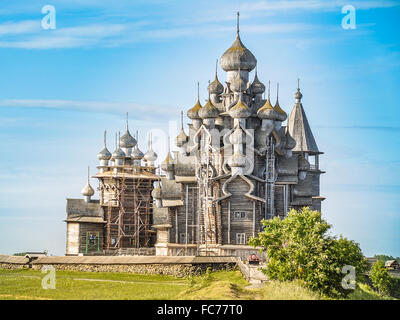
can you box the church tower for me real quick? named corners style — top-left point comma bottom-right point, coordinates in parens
top-left (153, 13), bottom-right (324, 257)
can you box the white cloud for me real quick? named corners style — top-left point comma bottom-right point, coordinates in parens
top-left (0, 98), bottom-right (175, 119)
top-left (0, 20), bottom-right (39, 35)
top-left (239, 0), bottom-right (400, 13)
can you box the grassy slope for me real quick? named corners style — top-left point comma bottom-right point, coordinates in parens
top-left (177, 270), bottom-right (323, 300)
top-left (0, 268), bottom-right (393, 300)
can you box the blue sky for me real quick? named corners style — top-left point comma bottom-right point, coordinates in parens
top-left (0, 0), bottom-right (399, 257)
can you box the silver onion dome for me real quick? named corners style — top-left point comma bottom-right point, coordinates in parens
top-left (151, 183), bottom-right (162, 199)
top-left (144, 133), bottom-right (157, 162)
top-left (220, 13), bottom-right (257, 72)
top-left (112, 132), bottom-right (126, 159)
top-left (250, 69), bottom-right (265, 94)
top-left (131, 144), bottom-right (144, 160)
top-left (97, 130), bottom-right (112, 160)
top-left (120, 112), bottom-right (137, 148)
top-left (81, 166), bottom-right (95, 197)
top-left (176, 129), bottom-right (188, 148)
top-left (208, 60), bottom-right (224, 94)
top-left (198, 99), bottom-right (219, 119)
top-left (294, 88), bottom-right (303, 101)
top-left (131, 131), bottom-right (144, 160)
top-left (176, 111), bottom-right (188, 148)
top-left (81, 183), bottom-right (95, 197)
top-left (97, 147), bottom-right (112, 161)
top-left (220, 35), bottom-right (257, 72)
top-left (120, 130), bottom-right (137, 148)
top-left (273, 83), bottom-right (288, 122)
top-left (112, 147), bottom-right (125, 159)
top-left (144, 148), bottom-right (157, 162)
top-left (257, 99), bottom-right (280, 120)
top-left (229, 96), bottom-right (251, 119)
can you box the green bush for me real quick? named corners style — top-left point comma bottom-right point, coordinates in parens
top-left (370, 260), bottom-right (392, 295)
top-left (249, 207), bottom-right (368, 298)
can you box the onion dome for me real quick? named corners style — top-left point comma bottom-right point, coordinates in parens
top-left (98, 147), bottom-right (112, 161)
top-left (285, 131), bottom-right (296, 150)
top-left (176, 129), bottom-right (188, 147)
top-left (120, 113), bottom-right (137, 148)
top-left (81, 167), bottom-right (95, 197)
top-left (131, 146), bottom-right (144, 160)
top-left (112, 132), bottom-right (126, 159)
top-left (220, 13), bottom-right (257, 72)
top-left (144, 149), bottom-right (157, 162)
top-left (258, 81), bottom-right (279, 120)
top-left (187, 99), bottom-right (202, 120)
top-left (294, 88), bottom-right (303, 101)
top-left (298, 153), bottom-right (310, 171)
top-left (257, 99), bottom-right (280, 120)
top-left (294, 78), bottom-right (303, 101)
top-left (208, 60), bottom-right (224, 94)
top-left (273, 83), bottom-right (287, 122)
top-left (187, 82), bottom-right (203, 120)
top-left (250, 69), bottom-right (265, 94)
top-left (199, 99), bottom-right (219, 119)
top-left (151, 183), bottom-right (162, 199)
top-left (208, 78), bottom-right (224, 95)
top-left (112, 147), bottom-right (125, 160)
top-left (131, 132), bottom-right (144, 160)
top-left (229, 95), bottom-right (251, 119)
top-left (176, 111), bottom-right (188, 148)
top-left (97, 130), bottom-right (112, 160)
top-left (81, 183), bottom-right (94, 197)
top-left (144, 132), bottom-right (157, 162)
top-left (120, 130), bottom-right (136, 148)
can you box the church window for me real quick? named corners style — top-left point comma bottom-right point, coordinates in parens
top-left (233, 211), bottom-right (247, 220)
top-left (180, 233), bottom-right (187, 244)
top-left (236, 233), bottom-right (246, 244)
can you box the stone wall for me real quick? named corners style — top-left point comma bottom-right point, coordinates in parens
top-left (0, 263), bottom-right (28, 269)
top-left (26, 262), bottom-right (237, 277)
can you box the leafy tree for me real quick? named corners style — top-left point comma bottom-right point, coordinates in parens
top-left (13, 252), bottom-right (26, 256)
top-left (370, 260), bottom-right (392, 295)
top-left (249, 207), bottom-right (368, 298)
top-left (373, 254), bottom-right (400, 264)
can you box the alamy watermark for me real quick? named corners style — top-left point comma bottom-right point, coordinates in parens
top-left (41, 5), bottom-right (56, 30)
top-left (341, 265), bottom-right (356, 290)
top-left (41, 265), bottom-right (56, 289)
top-left (341, 5), bottom-right (356, 30)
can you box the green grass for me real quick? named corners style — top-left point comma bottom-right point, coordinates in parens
top-left (0, 268), bottom-right (395, 300)
top-left (347, 283), bottom-right (396, 300)
top-left (0, 268), bottom-right (187, 300)
top-left (178, 271), bottom-right (324, 300)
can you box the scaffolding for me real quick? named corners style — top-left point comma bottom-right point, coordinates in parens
top-left (97, 165), bottom-right (157, 251)
top-left (265, 135), bottom-right (275, 220)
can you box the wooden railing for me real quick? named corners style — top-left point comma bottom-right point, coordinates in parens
top-left (236, 258), bottom-right (250, 281)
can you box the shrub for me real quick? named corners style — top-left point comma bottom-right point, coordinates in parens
top-left (370, 260), bottom-right (392, 295)
top-left (249, 207), bottom-right (368, 298)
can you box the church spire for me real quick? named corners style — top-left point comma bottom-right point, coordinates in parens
top-left (287, 82), bottom-right (319, 154)
top-left (236, 11), bottom-right (240, 35)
